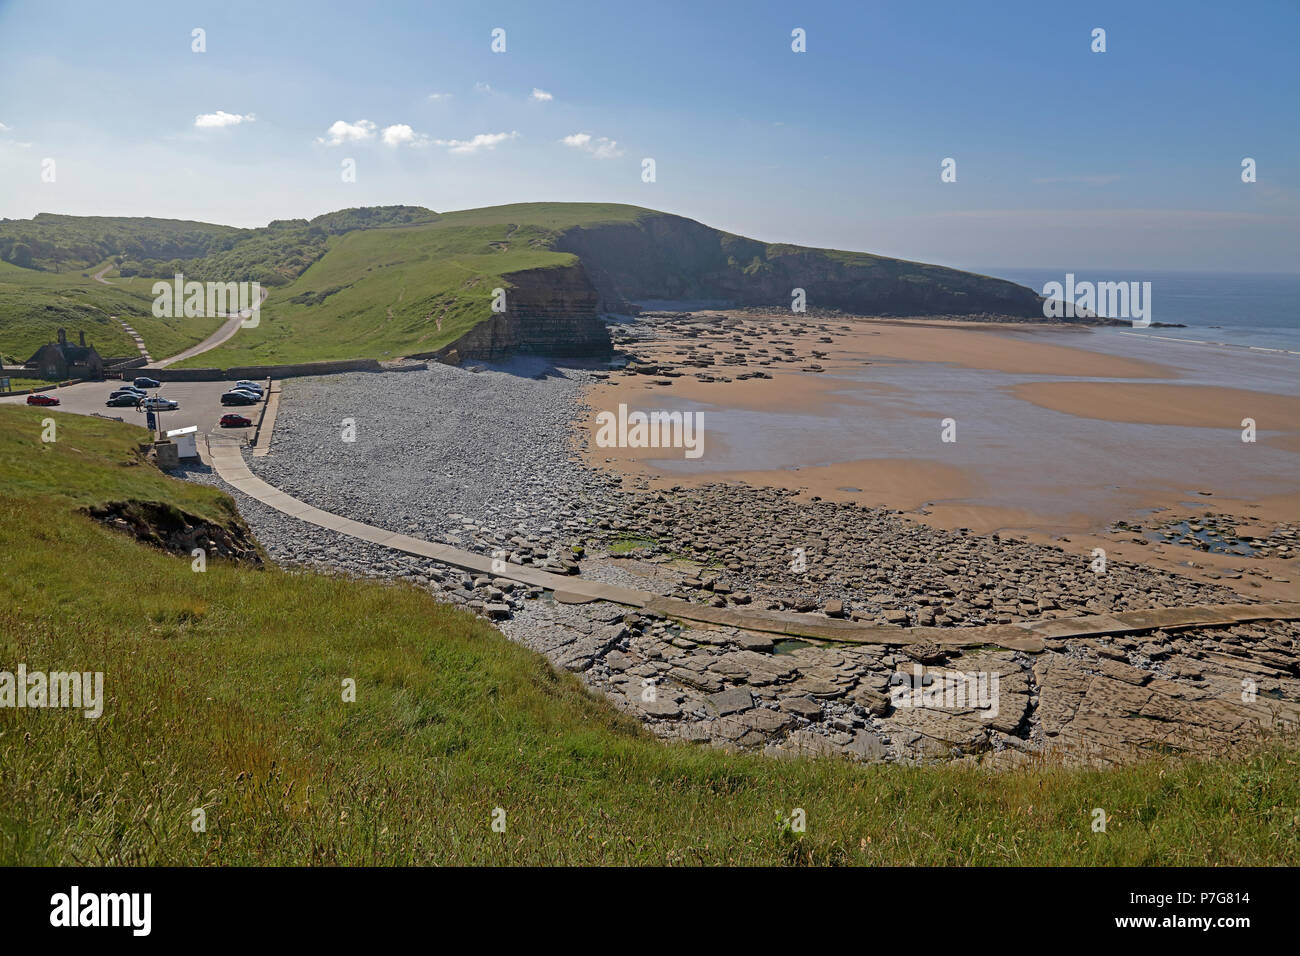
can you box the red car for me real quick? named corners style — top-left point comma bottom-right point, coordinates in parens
top-left (26, 393), bottom-right (60, 406)
top-left (219, 413), bottom-right (253, 428)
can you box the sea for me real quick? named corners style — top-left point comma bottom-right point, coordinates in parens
top-left (987, 269), bottom-right (1300, 353)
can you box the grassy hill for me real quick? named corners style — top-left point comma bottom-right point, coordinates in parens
top-left (2, 203), bottom-right (1047, 370)
top-left (1, 402), bottom-right (1297, 865)
top-left (0, 262), bottom-right (221, 366)
top-left (170, 205), bottom-right (653, 367)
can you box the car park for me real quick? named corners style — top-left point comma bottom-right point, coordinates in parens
top-left (26, 393), bottom-right (59, 406)
top-left (219, 413), bottom-right (254, 428)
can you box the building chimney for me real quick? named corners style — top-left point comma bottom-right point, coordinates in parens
top-left (57, 328), bottom-right (67, 346)
top-left (79, 330), bottom-right (86, 347)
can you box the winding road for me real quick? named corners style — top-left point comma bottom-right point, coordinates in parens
top-left (92, 266), bottom-right (268, 368)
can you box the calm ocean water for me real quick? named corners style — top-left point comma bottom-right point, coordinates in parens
top-left (985, 269), bottom-right (1300, 351)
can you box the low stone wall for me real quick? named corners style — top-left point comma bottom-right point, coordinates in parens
top-left (137, 358), bottom-right (386, 382)
top-left (106, 356), bottom-right (149, 372)
top-left (2, 377), bottom-right (85, 396)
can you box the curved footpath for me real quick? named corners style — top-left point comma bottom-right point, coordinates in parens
top-left (151, 285), bottom-right (269, 369)
top-left (203, 437), bottom-right (1300, 652)
top-left (92, 265), bottom-right (269, 369)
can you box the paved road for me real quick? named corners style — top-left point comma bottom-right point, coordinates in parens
top-left (151, 285), bottom-right (268, 368)
top-left (1, 378), bottom-right (262, 443)
top-left (91, 264), bottom-right (269, 369)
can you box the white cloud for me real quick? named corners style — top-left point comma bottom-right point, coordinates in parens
top-left (561, 132), bottom-right (623, 159)
top-left (474, 82), bottom-right (492, 94)
top-left (433, 131), bottom-right (518, 154)
top-left (0, 122), bottom-right (10, 133)
top-left (530, 88), bottom-right (553, 102)
top-left (381, 124), bottom-right (428, 147)
top-left (194, 111), bottom-right (255, 129)
top-left (316, 119), bottom-right (377, 145)
top-left (427, 92), bottom-right (452, 101)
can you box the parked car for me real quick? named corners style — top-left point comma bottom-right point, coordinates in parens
top-left (109, 388), bottom-right (144, 400)
top-left (219, 413), bottom-right (254, 428)
top-left (233, 380), bottom-right (264, 393)
top-left (106, 394), bottom-right (141, 407)
top-left (141, 396), bottom-right (179, 411)
top-left (26, 393), bottom-right (59, 406)
top-left (220, 390), bottom-right (259, 406)
top-left (133, 376), bottom-right (162, 389)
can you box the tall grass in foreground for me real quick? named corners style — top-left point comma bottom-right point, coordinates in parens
top-left (1, 406), bottom-right (1297, 865)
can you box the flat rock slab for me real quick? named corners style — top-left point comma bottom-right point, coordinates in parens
top-left (629, 694), bottom-right (682, 719)
top-left (779, 695), bottom-right (824, 719)
top-left (706, 687), bottom-right (755, 716)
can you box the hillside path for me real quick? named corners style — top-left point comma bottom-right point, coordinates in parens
top-left (151, 285), bottom-right (269, 369)
top-left (92, 266), bottom-right (269, 369)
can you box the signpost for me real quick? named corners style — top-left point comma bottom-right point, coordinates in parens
top-left (141, 404), bottom-right (163, 440)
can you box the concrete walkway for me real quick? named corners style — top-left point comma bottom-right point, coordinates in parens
top-left (203, 437), bottom-right (1300, 653)
top-left (251, 383), bottom-right (281, 457)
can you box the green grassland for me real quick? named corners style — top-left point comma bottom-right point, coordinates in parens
top-left (171, 203), bottom-right (653, 368)
top-left (1, 403), bottom-right (1297, 865)
top-left (0, 262), bottom-right (221, 366)
top-left (173, 221), bottom-right (575, 367)
top-left (0, 206), bottom-right (442, 366)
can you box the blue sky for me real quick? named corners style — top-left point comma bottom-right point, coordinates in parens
top-left (0, 0), bottom-right (1296, 272)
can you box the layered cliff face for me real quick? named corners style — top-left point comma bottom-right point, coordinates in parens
top-left (438, 263), bottom-right (611, 362)
top-left (555, 212), bottom-right (1044, 317)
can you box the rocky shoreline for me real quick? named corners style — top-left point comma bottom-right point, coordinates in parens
top-left (184, 337), bottom-right (1300, 768)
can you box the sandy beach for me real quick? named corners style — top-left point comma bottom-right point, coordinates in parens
top-left (580, 311), bottom-right (1300, 600)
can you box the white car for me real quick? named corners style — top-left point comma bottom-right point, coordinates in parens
top-left (141, 396), bottom-right (179, 411)
top-left (233, 380), bottom-right (264, 393)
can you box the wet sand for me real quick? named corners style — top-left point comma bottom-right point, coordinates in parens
top-left (1010, 381), bottom-right (1300, 428)
top-left (579, 312), bottom-right (1300, 599)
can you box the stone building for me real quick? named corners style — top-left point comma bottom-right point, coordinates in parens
top-left (25, 328), bottom-right (104, 380)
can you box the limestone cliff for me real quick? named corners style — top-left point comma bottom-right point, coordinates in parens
top-left (555, 212), bottom-right (1044, 317)
top-left (437, 262), bottom-right (611, 362)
